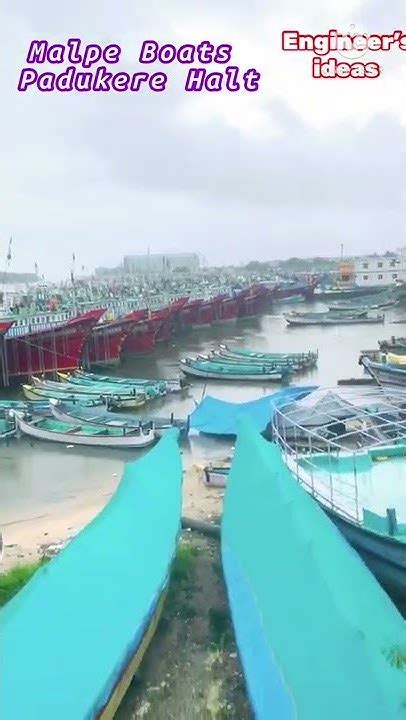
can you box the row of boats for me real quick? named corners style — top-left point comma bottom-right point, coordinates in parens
top-left (0, 369), bottom-right (190, 447)
top-left (180, 344), bottom-right (318, 381)
top-left (2, 421), bottom-right (405, 718)
top-left (0, 284), bottom-right (281, 385)
top-left (283, 289), bottom-right (400, 326)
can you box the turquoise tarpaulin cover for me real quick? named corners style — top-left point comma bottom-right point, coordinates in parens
top-left (222, 421), bottom-right (406, 719)
top-left (0, 430), bottom-right (182, 719)
top-left (189, 385), bottom-right (317, 435)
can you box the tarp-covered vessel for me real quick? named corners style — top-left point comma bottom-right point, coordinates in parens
top-left (0, 430), bottom-right (182, 719)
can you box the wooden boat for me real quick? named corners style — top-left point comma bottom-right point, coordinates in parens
top-left (1, 430), bottom-right (182, 718)
top-left (62, 369), bottom-right (188, 393)
top-left (21, 384), bottom-right (145, 409)
top-left (53, 373), bottom-right (166, 398)
top-left (180, 357), bottom-right (286, 382)
top-left (328, 291), bottom-right (398, 312)
top-left (218, 344), bottom-right (318, 366)
top-left (208, 351), bottom-right (302, 371)
top-left (222, 422), bottom-right (405, 719)
top-left (13, 413), bottom-right (156, 447)
top-left (50, 400), bottom-right (189, 438)
top-left (31, 375), bottom-right (155, 400)
top-left (362, 357), bottom-right (406, 387)
top-left (285, 311), bottom-right (385, 326)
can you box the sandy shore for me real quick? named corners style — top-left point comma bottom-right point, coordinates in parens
top-left (1, 465), bottom-right (223, 571)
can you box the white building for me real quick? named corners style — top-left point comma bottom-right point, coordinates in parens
top-left (123, 252), bottom-right (200, 275)
top-left (352, 253), bottom-right (403, 287)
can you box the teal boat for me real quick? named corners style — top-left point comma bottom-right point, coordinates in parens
top-left (180, 357), bottom-right (288, 382)
top-left (22, 384), bottom-right (144, 409)
top-left (31, 376), bottom-right (160, 400)
top-left (222, 422), bottom-right (406, 719)
top-left (70, 369), bottom-right (188, 393)
top-left (1, 430), bottom-right (182, 718)
top-left (219, 344), bottom-right (318, 366)
top-left (56, 373), bottom-right (167, 398)
top-left (51, 400), bottom-right (189, 438)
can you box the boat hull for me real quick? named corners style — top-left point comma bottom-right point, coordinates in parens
top-left (15, 414), bottom-right (155, 447)
top-left (180, 363), bottom-right (283, 382)
top-left (4, 309), bottom-right (105, 379)
top-left (324, 507), bottom-right (406, 602)
top-left (85, 318), bottom-right (136, 366)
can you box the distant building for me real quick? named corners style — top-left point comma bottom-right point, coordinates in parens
top-left (123, 253), bottom-right (200, 275)
top-left (352, 253), bottom-right (402, 287)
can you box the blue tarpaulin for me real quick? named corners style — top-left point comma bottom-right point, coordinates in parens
top-left (189, 385), bottom-right (317, 435)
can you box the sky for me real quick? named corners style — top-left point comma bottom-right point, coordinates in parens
top-left (0, 0), bottom-right (405, 278)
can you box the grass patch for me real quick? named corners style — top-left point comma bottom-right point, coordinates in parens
top-left (0, 559), bottom-right (47, 607)
top-left (208, 607), bottom-right (233, 648)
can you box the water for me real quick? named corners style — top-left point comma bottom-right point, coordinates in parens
top-left (1, 301), bottom-right (405, 524)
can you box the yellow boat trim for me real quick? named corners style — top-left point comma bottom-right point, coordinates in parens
top-left (57, 371), bottom-right (70, 381)
top-left (97, 589), bottom-right (167, 719)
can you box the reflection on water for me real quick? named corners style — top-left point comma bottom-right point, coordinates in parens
top-left (1, 302), bottom-right (405, 522)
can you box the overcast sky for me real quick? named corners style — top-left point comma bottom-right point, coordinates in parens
top-left (1, 0), bottom-right (405, 278)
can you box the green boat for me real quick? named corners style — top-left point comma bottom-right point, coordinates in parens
top-left (218, 344), bottom-right (318, 366)
top-left (22, 384), bottom-right (144, 409)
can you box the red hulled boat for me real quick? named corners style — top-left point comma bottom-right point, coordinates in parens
top-left (4, 308), bottom-right (105, 379)
top-left (84, 316), bottom-right (137, 367)
top-left (122, 310), bottom-right (155, 355)
top-left (235, 285), bottom-right (271, 317)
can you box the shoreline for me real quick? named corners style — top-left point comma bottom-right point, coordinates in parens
top-left (1, 465), bottom-right (223, 572)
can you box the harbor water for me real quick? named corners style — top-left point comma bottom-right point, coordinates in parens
top-left (1, 301), bottom-right (405, 528)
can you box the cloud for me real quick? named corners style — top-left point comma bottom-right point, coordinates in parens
top-left (0, 0), bottom-right (404, 276)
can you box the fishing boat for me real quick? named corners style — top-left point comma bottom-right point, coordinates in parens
top-left (361, 357), bottom-right (406, 387)
top-left (285, 311), bottom-right (385, 326)
top-left (208, 351), bottom-right (305, 372)
top-left (31, 375), bottom-right (156, 399)
top-left (21, 384), bottom-right (144, 409)
top-left (50, 400), bottom-right (189, 438)
top-left (272, 293), bottom-right (305, 304)
top-left (1, 430), bottom-right (182, 718)
top-left (272, 386), bottom-right (406, 599)
top-left (222, 421), bottom-right (405, 719)
top-left (60, 369), bottom-right (188, 393)
top-left (3, 308), bottom-right (105, 381)
top-left (218, 344), bottom-right (318, 367)
top-left (13, 413), bottom-right (156, 448)
top-left (180, 357), bottom-right (287, 382)
top-left (328, 292), bottom-right (398, 312)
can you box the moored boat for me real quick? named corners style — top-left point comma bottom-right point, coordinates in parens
top-left (4, 309), bottom-right (105, 381)
top-left (21, 384), bottom-right (144, 409)
top-left (285, 311), bottom-right (385, 326)
top-left (222, 421), bottom-right (406, 719)
top-left (180, 357), bottom-right (287, 382)
top-left (61, 369), bottom-right (188, 393)
top-left (13, 412), bottom-right (156, 448)
top-left (84, 316), bottom-right (137, 367)
top-left (1, 430), bottom-right (182, 718)
top-left (218, 344), bottom-right (318, 366)
top-left (50, 400), bottom-right (189, 438)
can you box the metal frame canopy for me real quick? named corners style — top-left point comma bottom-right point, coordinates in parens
top-left (273, 385), bottom-right (406, 453)
top-left (272, 385), bottom-right (406, 522)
